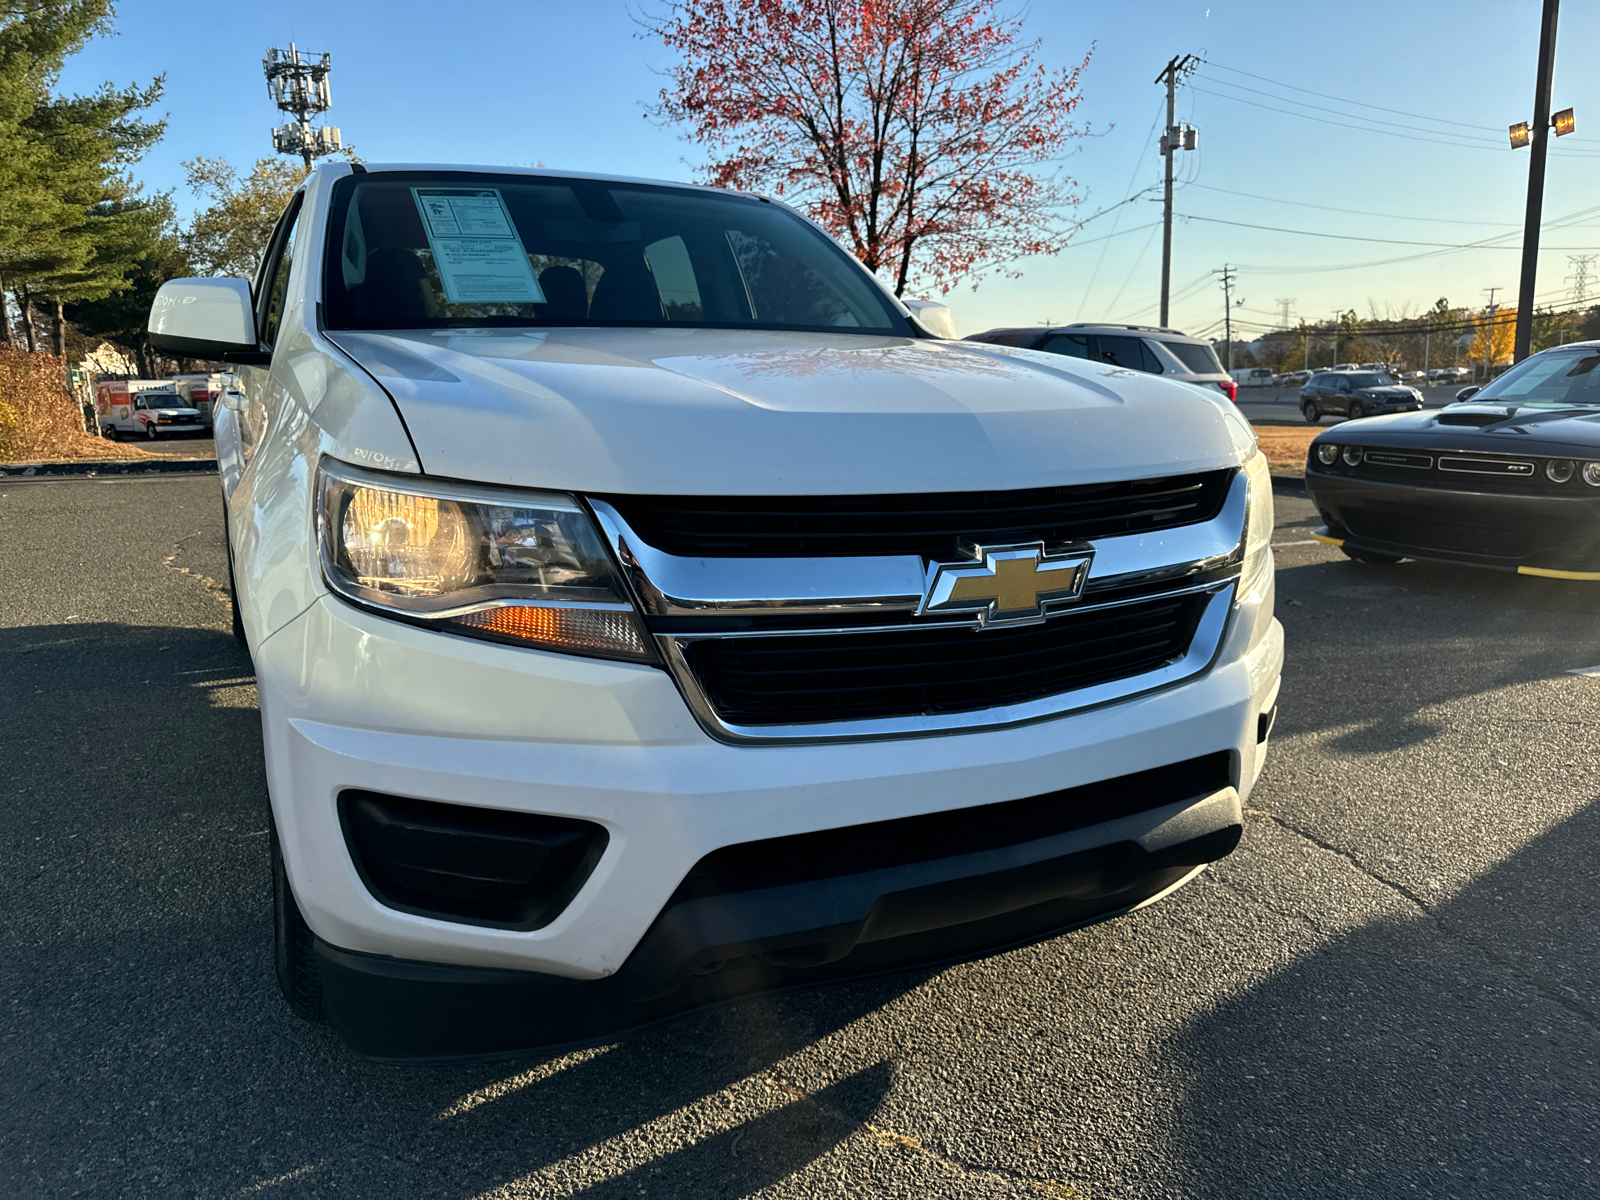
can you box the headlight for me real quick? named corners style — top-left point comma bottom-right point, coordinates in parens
top-left (1237, 450), bottom-right (1276, 651)
top-left (1342, 445), bottom-right (1363, 467)
top-left (316, 459), bottom-right (654, 661)
top-left (1316, 444), bottom-right (1339, 465)
top-left (1546, 459), bottom-right (1575, 484)
top-left (1584, 462), bottom-right (1600, 488)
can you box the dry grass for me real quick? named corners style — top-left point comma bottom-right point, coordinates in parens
top-left (1252, 423), bottom-right (1317, 474)
top-left (0, 347), bottom-right (154, 463)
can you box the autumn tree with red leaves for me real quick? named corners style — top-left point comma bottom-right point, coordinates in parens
top-left (645, 0), bottom-right (1091, 296)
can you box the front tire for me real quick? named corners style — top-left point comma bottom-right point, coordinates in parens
top-left (272, 818), bottom-right (324, 1024)
top-left (1302, 399), bottom-right (1320, 424)
top-left (1342, 546), bottom-right (1403, 566)
top-left (1348, 400), bottom-right (1367, 420)
top-left (145, 423), bottom-right (159, 441)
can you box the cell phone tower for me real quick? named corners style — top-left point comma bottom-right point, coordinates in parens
top-left (263, 44), bottom-right (342, 169)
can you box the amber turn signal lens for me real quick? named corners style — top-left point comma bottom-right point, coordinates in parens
top-left (451, 605), bottom-right (652, 660)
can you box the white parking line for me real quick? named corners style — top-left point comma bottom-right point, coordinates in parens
top-left (1271, 539), bottom-right (1318, 547)
top-left (1567, 665), bottom-right (1600, 677)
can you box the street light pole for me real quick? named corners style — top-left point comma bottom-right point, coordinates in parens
top-left (1513, 0), bottom-right (1560, 362)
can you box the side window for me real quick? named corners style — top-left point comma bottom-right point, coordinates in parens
top-left (643, 236), bottom-right (704, 321)
top-left (1040, 334), bottom-right (1090, 359)
top-left (258, 195), bottom-right (305, 349)
top-left (1092, 335), bottom-right (1157, 372)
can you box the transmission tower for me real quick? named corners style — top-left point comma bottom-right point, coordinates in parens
top-left (1276, 297), bottom-right (1296, 329)
top-left (1568, 255), bottom-right (1595, 305)
top-left (263, 44), bottom-right (342, 169)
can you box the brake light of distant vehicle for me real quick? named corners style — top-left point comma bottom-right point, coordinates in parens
top-left (1219, 379), bottom-right (1238, 402)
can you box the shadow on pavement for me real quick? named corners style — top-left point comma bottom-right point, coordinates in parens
top-left (1173, 798), bottom-right (1600, 1197)
top-left (0, 620), bottom-right (917, 1198)
top-left (1271, 555), bottom-right (1600, 754)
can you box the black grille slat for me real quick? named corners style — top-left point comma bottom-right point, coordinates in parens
top-left (601, 471), bottom-right (1233, 558)
top-left (682, 592), bottom-right (1210, 725)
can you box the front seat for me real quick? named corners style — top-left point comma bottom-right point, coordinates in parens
top-left (538, 265), bottom-right (588, 321)
top-left (587, 260), bottom-right (663, 322)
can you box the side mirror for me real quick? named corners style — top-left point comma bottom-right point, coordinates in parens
top-left (147, 278), bottom-right (267, 365)
top-left (220, 389), bottom-right (247, 413)
top-left (903, 298), bottom-right (957, 340)
top-left (1455, 386), bottom-right (1481, 402)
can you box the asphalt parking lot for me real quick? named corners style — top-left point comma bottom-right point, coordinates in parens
top-left (3, 473), bottom-right (1599, 1199)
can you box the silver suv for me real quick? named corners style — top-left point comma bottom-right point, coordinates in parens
top-left (965, 323), bottom-right (1237, 401)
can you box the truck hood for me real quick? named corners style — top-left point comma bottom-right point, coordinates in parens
top-left (329, 327), bottom-right (1255, 495)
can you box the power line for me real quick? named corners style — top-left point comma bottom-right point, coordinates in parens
top-left (1199, 57), bottom-right (1600, 147)
top-left (1189, 84), bottom-right (1600, 157)
top-left (1181, 182), bottom-right (1520, 228)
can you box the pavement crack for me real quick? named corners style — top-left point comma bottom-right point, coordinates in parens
top-left (764, 1070), bottom-right (1081, 1196)
top-left (162, 531), bottom-right (232, 609)
top-left (1242, 805), bottom-right (1600, 1037)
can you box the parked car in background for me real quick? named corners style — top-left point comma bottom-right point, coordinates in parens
top-left (1300, 370), bottom-right (1425, 423)
top-left (98, 385), bottom-right (205, 441)
top-left (1306, 341), bottom-right (1600, 573)
top-left (1231, 367), bottom-right (1274, 389)
top-left (1400, 370), bottom-right (1428, 386)
top-left (146, 163), bottom-right (1281, 1061)
top-left (965, 322), bottom-right (1239, 401)
top-left (1428, 367), bottom-right (1470, 385)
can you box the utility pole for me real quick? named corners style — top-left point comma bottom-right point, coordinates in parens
top-left (1482, 287), bottom-right (1501, 382)
top-left (1330, 311), bottom-right (1342, 368)
top-left (1512, 0), bottom-right (1561, 362)
top-left (263, 44), bottom-right (343, 169)
top-left (1216, 266), bottom-right (1239, 370)
top-left (1156, 55), bottom-right (1198, 328)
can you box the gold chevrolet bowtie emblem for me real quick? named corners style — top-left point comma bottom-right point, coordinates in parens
top-left (917, 542), bottom-right (1094, 628)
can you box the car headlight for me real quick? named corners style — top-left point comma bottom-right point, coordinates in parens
top-left (316, 458), bottom-right (654, 661)
top-left (1584, 462), bottom-right (1600, 488)
top-left (1316, 443), bottom-right (1339, 465)
top-left (1237, 450), bottom-right (1276, 650)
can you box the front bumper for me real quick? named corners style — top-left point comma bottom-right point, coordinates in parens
top-left (1305, 468), bottom-right (1600, 572)
top-left (257, 594), bottom-right (1282, 1057)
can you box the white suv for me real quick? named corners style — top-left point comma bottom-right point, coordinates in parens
top-left (148, 164), bottom-right (1282, 1061)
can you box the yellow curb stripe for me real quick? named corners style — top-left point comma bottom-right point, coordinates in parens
top-left (1517, 565), bottom-right (1600, 581)
top-left (1309, 530), bottom-right (1345, 547)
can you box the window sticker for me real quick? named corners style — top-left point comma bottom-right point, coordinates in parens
top-left (410, 188), bottom-right (546, 305)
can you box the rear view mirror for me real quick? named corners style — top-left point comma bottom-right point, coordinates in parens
top-left (903, 298), bottom-right (957, 340)
top-left (148, 278), bottom-right (267, 365)
top-left (1455, 386), bottom-right (1481, 402)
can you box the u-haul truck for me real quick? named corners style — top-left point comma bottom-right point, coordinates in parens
top-left (94, 380), bottom-right (204, 441)
top-left (167, 372), bottom-right (229, 427)
top-left (93, 379), bottom-right (166, 431)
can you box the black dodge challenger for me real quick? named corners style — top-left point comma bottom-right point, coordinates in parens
top-left (1305, 342), bottom-right (1600, 579)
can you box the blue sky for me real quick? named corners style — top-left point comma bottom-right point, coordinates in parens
top-left (58, 0), bottom-right (1600, 338)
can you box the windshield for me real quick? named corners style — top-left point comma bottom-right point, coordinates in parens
top-left (321, 171), bottom-right (911, 336)
top-left (1473, 349), bottom-right (1600, 406)
top-left (1347, 373), bottom-right (1395, 389)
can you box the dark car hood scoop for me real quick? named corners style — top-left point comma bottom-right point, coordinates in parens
top-left (1435, 408), bottom-right (1515, 426)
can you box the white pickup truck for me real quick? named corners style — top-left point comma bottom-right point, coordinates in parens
top-left (147, 164), bottom-right (1282, 1061)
